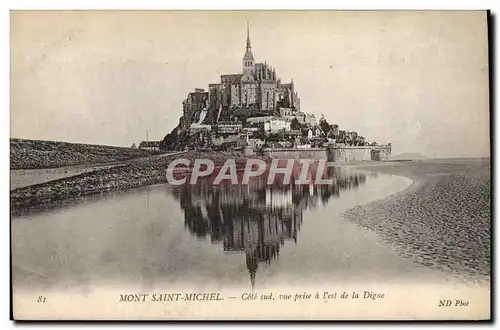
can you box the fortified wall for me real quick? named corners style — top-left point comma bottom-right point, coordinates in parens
top-left (261, 147), bottom-right (328, 160)
top-left (259, 145), bottom-right (392, 162)
top-left (328, 145), bottom-right (392, 162)
top-left (370, 145), bottom-right (392, 161)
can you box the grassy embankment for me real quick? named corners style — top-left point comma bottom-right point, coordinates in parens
top-left (10, 140), bottom-right (255, 214)
top-left (10, 138), bottom-right (159, 170)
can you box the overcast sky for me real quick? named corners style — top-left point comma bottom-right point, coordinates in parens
top-left (11, 10), bottom-right (490, 158)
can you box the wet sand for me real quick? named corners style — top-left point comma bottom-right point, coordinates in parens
top-left (344, 159), bottom-right (491, 282)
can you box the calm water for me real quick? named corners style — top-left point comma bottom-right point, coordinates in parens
top-left (12, 165), bottom-right (449, 294)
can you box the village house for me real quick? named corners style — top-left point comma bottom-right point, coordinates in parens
top-left (284, 129), bottom-right (303, 138)
top-left (139, 141), bottom-right (161, 151)
top-left (279, 107), bottom-right (307, 124)
top-left (332, 124), bottom-right (339, 136)
top-left (189, 123), bottom-right (212, 135)
top-left (216, 121), bottom-right (243, 135)
top-left (264, 117), bottom-right (291, 134)
top-left (246, 116), bottom-right (273, 125)
top-left (307, 126), bottom-right (324, 139)
top-left (304, 113), bottom-right (317, 126)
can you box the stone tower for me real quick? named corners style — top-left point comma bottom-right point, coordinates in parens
top-left (242, 22), bottom-right (255, 77)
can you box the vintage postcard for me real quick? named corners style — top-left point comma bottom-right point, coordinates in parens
top-left (10, 10), bottom-right (491, 320)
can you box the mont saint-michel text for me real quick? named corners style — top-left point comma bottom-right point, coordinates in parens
top-left (119, 293), bottom-right (224, 302)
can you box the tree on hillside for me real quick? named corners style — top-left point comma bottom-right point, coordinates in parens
top-left (160, 125), bottom-right (181, 150)
top-left (290, 117), bottom-right (301, 130)
top-left (319, 115), bottom-right (332, 135)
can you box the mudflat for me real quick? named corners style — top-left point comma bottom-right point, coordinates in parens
top-left (344, 159), bottom-right (491, 282)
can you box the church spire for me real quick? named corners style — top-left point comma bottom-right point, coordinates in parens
top-left (242, 22), bottom-right (255, 74)
top-left (246, 21), bottom-right (251, 50)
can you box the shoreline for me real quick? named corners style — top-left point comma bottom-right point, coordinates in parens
top-left (343, 159), bottom-right (491, 283)
top-left (10, 151), bottom-right (258, 215)
top-left (10, 151), bottom-right (189, 190)
top-left (9, 155), bottom-right (395, 215)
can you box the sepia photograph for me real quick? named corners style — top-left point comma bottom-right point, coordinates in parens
top-left (10, 10), bottom-right (491, 320)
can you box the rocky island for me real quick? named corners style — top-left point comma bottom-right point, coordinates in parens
top-left (160, 24), bottom-right (392, 162)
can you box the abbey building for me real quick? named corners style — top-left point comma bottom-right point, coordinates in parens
top-left (181, 24), bottom-right (301, 130)
top-left (212, 24), bottom-right (300, 112)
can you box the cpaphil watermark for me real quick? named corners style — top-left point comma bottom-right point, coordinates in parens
top-left (165, 158), bottom-right (337, 185)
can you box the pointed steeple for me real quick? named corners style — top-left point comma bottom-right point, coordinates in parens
top-left (246, 21), bottom-right (251, 51)
top-left (242, 22), bottom-right (255, 74)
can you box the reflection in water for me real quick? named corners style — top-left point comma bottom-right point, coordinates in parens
top-left (169, 164), bottom-right (369, 289)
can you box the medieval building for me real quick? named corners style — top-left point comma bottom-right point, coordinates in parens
top-left (181, 24), bottom-right (301, 131)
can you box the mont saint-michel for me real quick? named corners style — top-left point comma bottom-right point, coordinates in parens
top-left (160, 24), bottom-right (392, 162)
